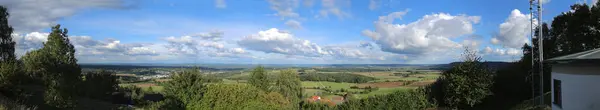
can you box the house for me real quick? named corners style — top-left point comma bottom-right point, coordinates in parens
top-left (547, 48), bottom-right (600, 110)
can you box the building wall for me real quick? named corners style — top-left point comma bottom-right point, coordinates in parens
top-left (552, 72), bottom-right (600, 110)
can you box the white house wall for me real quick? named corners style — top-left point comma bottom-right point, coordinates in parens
top-left (552, 72), bottom-right (600, 110)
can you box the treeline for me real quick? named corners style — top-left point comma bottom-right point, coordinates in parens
top-left (299, 72), bottom-right (376, 83)
top-left (302, 89), bottom-right (433, 110)
top-left (139, 66), bottom-right (303, 109)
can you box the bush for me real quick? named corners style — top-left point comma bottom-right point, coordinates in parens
top-left (337, 88), bottom-right (433, 110)
top-left (197, 84), bottom-right (290, 110)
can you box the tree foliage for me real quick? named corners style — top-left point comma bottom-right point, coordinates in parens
top-left (248, 66), bottom-right (270, 91)
top-left (0, 6), bottom-right (15, 62)
top-left (198, 84), bottom-right (290, 110)
top-left (163, 69), bottom-right (211, 109)
top-left (81, 70), bottom-right (118, 100)
top-left (272, 69), bottom-right (302, 109)
top-left (0, 5), bottom-right (18, 91)
top-left (19, 25), bottom-right (83, 109)
top-left (335, 88), bottom-right (433, 110)
top-left (428, 48), bottom-right (494, 109)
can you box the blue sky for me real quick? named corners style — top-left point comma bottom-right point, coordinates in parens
top-left (1, 0), bottom-right (591, 64)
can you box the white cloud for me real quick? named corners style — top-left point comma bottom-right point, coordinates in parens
top-left (237, 28), bottom-right (410, 63)
top-left (215, 0), bottom-right (226, 8)
top-left (237, 28), bottom-right (328, 57)
top-left (379, 9), bottom-right (409, 22)
top-left (506, 48), bottom-right (520, 55)
top-left (267, 0), bottom-right (300, 19)
top-left (318, 0), bottom-right (351, 19)
top-left (362, 11), bottom-right (480, 55)
top-left (492, 9), bottom-right (533, 48)
top-left (12, 32), bottom-right (159, 59)
top-left (163, 32), bottom-right (248, 58)
top-left (0, 0), bottom-right (134, 32)
top-left (358, 41), bottom-right (374, 49)
top-left (285, 20), bottom-right (302, 29)
top-left (481, 46), bottom-right (521, 56)
top-left (11, 32), bottom-right (48, 56)
top-left (483, 46), bottom-right (493, 54)
top-left (369, 0), bottom-right (379, 10)
top-left (191, 30), bottom-right (224, 41)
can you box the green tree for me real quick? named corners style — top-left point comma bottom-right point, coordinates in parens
top-left (19, 25), bottom-right (82, 108)
top-left (436, 48), bottom-right (494, 109)
top-left (81, 70), bottom-right (118, 100)
top-left (248, 66), bottom-right (270, 91)
top-left (198, 84), bottom-right (290, 110)
top-left (0, 5), bottom-right (18, 90)
top-left (0, 6), bottom-right (15, 62)
top-left (163, 69), bottom-right (207, 109)
top-left (272, 69), bottom-right (302, 109)
top-left (335, 88), bottom-right (432, 110)
top-left (0, 61), bottom-right (18, 88)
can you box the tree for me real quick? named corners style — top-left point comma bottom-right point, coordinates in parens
top-left (433, 48), bottom-right (494, 109)
top-left (248, 66), bottom-right (270, 91)
top-left (272, 69), bottom-right (302, 109)
top-left (0, 5), bottom-right (18, 91)
top-left (198, 84), bottom-right (290, 110)
top-left (335, 89), bottom-right (432, 110)
top-left (81, 70), bottom-right (118, 100)
top-left (0, 6), bottom-right (15, 62)
top-left (163, 69), bottom-right (208, 109)
top-left (19, 25), bottom-right (82, 108)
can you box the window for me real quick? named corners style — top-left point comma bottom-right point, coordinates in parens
top-left (553, 79), bottom-right (562, 107)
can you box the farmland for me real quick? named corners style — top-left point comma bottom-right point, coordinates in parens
top-left (91, 64), bottom-right (441, 106)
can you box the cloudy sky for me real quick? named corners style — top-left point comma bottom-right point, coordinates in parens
top-left (0, 0), bottom-right (588, 64)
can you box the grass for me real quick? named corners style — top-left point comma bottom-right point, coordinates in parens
top-left (301, 81), bottom-right (356, 90)
top-left (356, 87), bottom-right (415, 98)
top-left (304, 89), bottom-right (326, 96)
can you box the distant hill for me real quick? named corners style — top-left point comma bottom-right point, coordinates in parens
top-left (80, 64), bottom-right (244, 71)
top-left (427, 61), bottom-right (512, 70)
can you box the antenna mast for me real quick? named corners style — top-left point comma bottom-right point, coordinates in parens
top-left (529, 0), bottom-right (544, 106)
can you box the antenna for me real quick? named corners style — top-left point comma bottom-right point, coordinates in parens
top-left (529, 0), bottom-right (544, 106)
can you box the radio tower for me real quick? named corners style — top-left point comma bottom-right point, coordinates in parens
top-left (529, 0), bottom-right (544, 106)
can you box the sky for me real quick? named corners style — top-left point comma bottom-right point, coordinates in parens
top-left (0, 0), bottom-right (592, 64)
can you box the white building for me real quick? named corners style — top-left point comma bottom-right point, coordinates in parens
top-left (548, 48), bottom-right (600, 110)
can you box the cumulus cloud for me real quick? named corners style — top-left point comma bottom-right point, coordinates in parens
top-left (190, 30), bottom-right (224, 41)
top-left (215, 0), bottom-right (226, 8)
top-left (163, 32), bottom-right (248, 58)
top-left (358, 41), bottom-right (374, 49)
top-left (481, 46), bottom-right (521, 56)
top-left (237, 28), bottom-right (328, 57)
top-left (379, 9), bottom-right (409, 22)
top-left (267, 0), bottom-right (300, 19)
top-left (237, 28), bottom-right (407, 63)
top-left (69, 37), bottom-right (158, 56)
top-left (318, 0), bottom-right (351, 19)
top-left (285, 20), bottom-right (302, 29)
top-left (492, 9), bottom-right (533, 48)
top-left (12, 32), bottom-right (158, 58)
top-left (362, 11), bottom-right (480, 55)
top-left (0, 0), bottom-right (135, 32)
